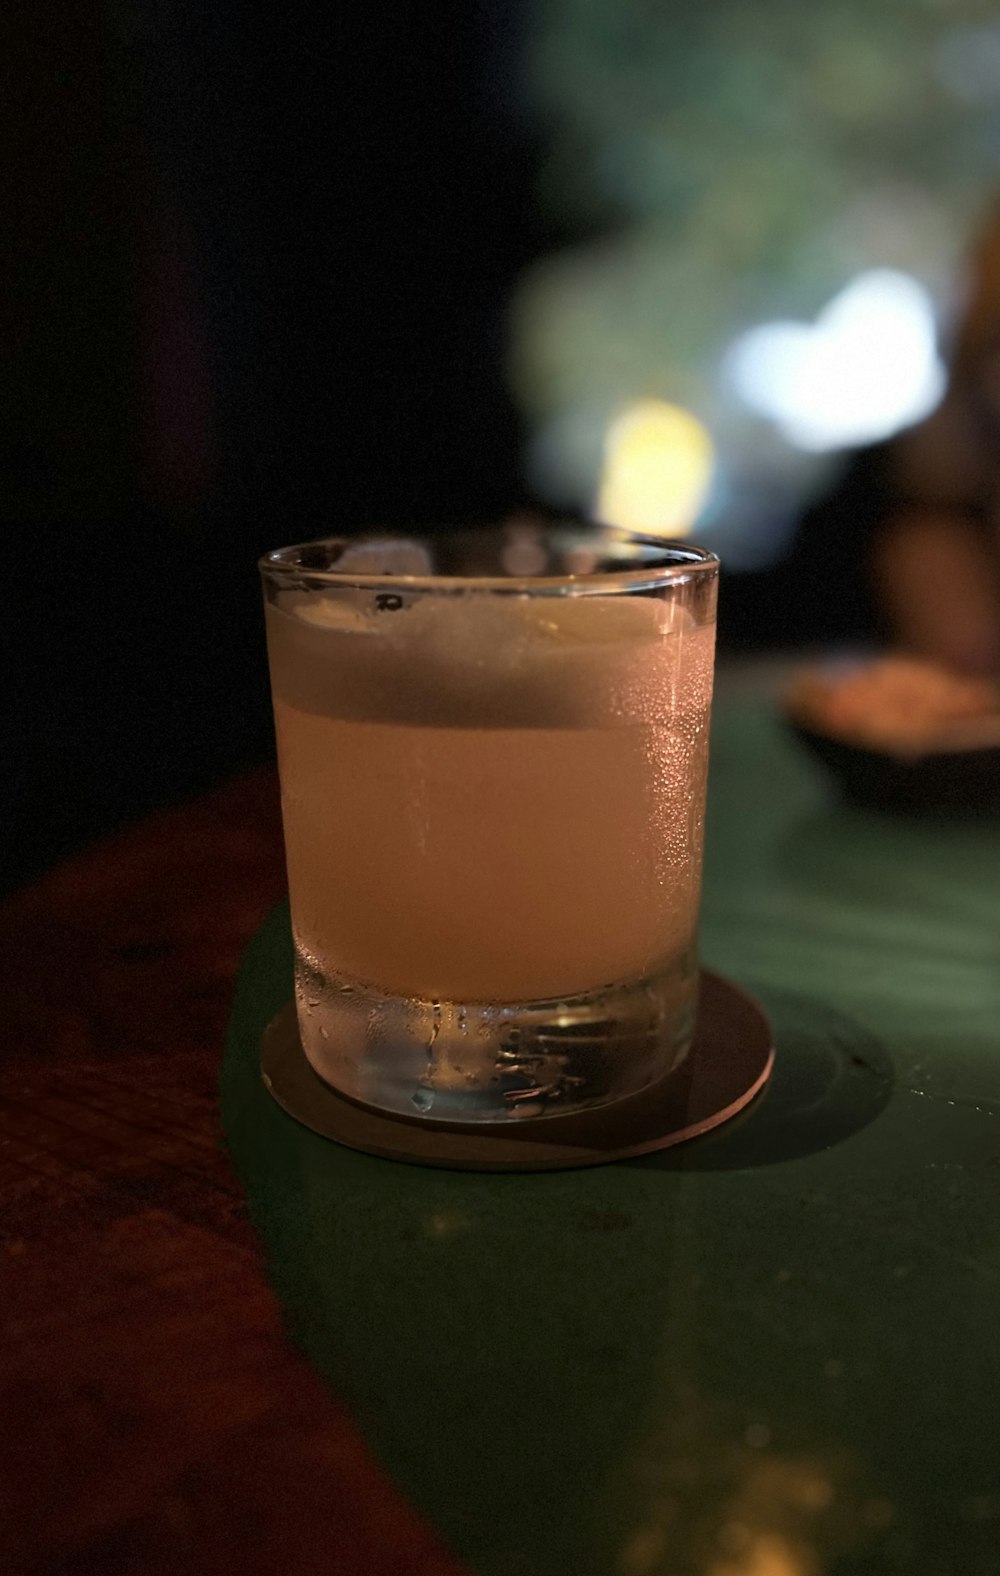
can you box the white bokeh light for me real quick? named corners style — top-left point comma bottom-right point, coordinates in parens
top-left (724, 269), bottom-right (946, 452)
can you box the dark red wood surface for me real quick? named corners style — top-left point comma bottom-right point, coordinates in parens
top-left (0, 770), bottom-right (465, 1576)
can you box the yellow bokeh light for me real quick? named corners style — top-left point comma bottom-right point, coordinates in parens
top-left (596, 398), bottom-right (714, 538)
top-left (708, 1533), bottom-right (809, 1576)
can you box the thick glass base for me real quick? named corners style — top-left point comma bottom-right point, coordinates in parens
top-left (294, 946), bottom-right (699, 1123)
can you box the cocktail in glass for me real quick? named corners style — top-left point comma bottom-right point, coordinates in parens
top-left (260, 525), bottom-right (718, 1122)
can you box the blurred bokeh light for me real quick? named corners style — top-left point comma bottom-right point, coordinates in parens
top-left (724, 270), bottom-right (944, 453)
top-left (512, 0), bottom-right (1000, 563)
top-left (596, 399), bottom-right (714, 536)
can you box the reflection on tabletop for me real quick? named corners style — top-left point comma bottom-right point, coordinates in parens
top-left (223, 673), bottom-right (1000, 1576)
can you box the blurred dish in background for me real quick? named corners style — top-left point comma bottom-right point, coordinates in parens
top-left (786, 656), bottom-right (1000, 750)
top-left (784, 656), bottom-right (1000, 815)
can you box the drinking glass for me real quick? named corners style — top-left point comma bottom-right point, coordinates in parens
top-left (260, 524), bottom-right (718, 1122)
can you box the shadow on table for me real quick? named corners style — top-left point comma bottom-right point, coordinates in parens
top-left (772, 801), bottom-right (999, 1093)
top-left (638, 986), bottom-right (894, 1173)
top-left (222, 907), bottom-right (1000, 1576)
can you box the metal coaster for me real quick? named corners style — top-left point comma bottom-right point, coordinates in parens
top-left (259, 972), bottom-right (774, 1172)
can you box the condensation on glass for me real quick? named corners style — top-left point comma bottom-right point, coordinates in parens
top-left (260, 523), bottom-right (718, 1123)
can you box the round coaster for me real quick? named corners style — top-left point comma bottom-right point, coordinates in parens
top-left (259, 971), bottom-right (774, 1172)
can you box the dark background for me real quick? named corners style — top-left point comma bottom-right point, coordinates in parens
top-left (2, 0), bottom-right (557, 895)
top-left (2, 0), bottom-right (874, 897)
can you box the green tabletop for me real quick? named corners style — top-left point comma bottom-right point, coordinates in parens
top-left (223, 696), bottom-right (1000, 1576)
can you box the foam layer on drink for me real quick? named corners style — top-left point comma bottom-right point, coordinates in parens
top-left (266, 590), bottom-right (714, 730)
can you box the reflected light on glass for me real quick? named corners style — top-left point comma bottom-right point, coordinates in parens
top-left (725, 269), bottom-right (945, 452)
top-left (595, 399), bottom-right (714, 537)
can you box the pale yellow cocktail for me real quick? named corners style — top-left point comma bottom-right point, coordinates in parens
top-left (262, 530), bottom-right (717, 1121)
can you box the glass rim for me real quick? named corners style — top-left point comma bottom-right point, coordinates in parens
top-left (259, 527), bottom-right (719, 596)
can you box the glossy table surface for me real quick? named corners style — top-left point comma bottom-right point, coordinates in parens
top-left (6, 683), bottom-right (1000, 1574)
top-left (0, 772), bottom-right (463, 1576)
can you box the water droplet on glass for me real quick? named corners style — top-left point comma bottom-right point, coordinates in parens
top-left (411, 1087), bottom-right (435, 1113)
